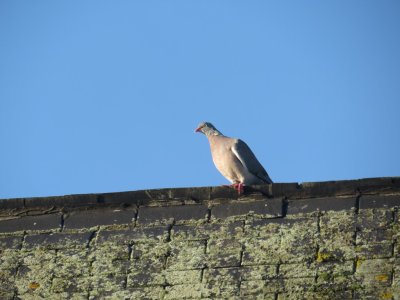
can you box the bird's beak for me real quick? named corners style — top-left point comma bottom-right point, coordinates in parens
top-left (195, 126), bottom-right (202, 133)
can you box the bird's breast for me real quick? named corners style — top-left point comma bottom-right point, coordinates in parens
top-left (208, 136), bottom-right (244, 183)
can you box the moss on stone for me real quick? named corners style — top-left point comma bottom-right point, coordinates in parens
top-left (242, 237), bottom-right (281, 265)
top-left (2, 188), bottom-right (399, 299)
top-left (166, 240), bottom-right (205, 271)
top-left (279, 218), bottom-right (318, 263)
top-left (164, 283), bottom-right (203, 299)
top-left (240, 280), bottom-right (266, 297)
top-left (319, 210), bottom-right (356, 261)
top-left (165, 269), bottom-right (202, 285)
top-left (14, 248), bottom-right (57, 298)
top-left (279, 262), bottom-right (315, 279)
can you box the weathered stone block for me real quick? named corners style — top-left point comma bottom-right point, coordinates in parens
top-left (354, 287), bottom-right (397, 300)
top-left (245, 218), bottom-right (316, 264)
top-left (359, 195), bottom-right (400, 209)
top-left (91, 243), bottom-right (131, 265)
top-left (315, 260), bottom-right (354, 283)
top-left (297, 180), bottom-right (358, 198)
top-left (0, 249), bottom-right (19, 276)
top-left (287, 196), bottom-right (356, 215)
top-left (90, 238), bottom-right (131, 276)
top-left (0, 197), bottom-right (24, 209)
top-left (202, 280), bottom-right (240, 298)
top-left (97, 226), bottom-right (169, 244)
top-left (0, 290), bottom-right (14, 300)
top-left (279, 262), bottom-right (315, 278)
top-left (357, 177), bottom-right (400, 193)
top-left (202, 268), bottom-right (240, 299)
top-left (244, 218), bottom-right (282, 238)
top-left (0, 265), bottom-right (16, 296)
top-left (92, 257), bottom-right (130, 276)
top-left (50, 289), bottom-right (88, 300)
top-left (14, 249), bottom-right (56, 298)
top-left (0, 214), bottom-right (61, 233)
top-left (166, 240), bottom-right (205, 271)
top-left (128, 260), bottom-right (165, 286)
top-left (283, 277), bottom-right (316, 293)
top-left (207, 238), bottom-right (241, 268)
top-left (166, 187), bottom-right (210, 202)
top-left (269, 182), bottom-right (300, 198)
top-left (263, 278), bottom-right (286, 293)
top-left (356, 243), bottom-right (393, 259)
top-left (356, 228), bottom-right (394, 245)
top-left (128, 242), bottom-right (167, 287)
top-left (211, 198), bottom-right (282, 220)
top-left (242, 237), bottom-right (281, 265)
top-left (355, 258), bottom-right (393, 288)
top-left (97, 229), bottom-right (132, 244)
top-left (210, 186), bottom-right (239, 200)
top-left (25, 194), bottom-right (98, 208)
top-left (319, 211), bottom-right (356, 261)
top-left (203, 265), bottom-right (277, 291)
top-left (131, 241), bottom-right (169, 260)
top-left (97, 190), bottom-right (147, 205)
top-left (241, 265), bottom-right (277, 280)
top-left (392, 258), bottom-right (400, 296)
top-left (278, 289), bottom-right (353, 300)
top-left (165, 269), bottom-right (202, 285)
top-left (123, 286), bottom-right (165, 300)
top-left (138, 204), bottom-right (208, 225)
top-left (357, 208), bottom-right (394, 230)
top-left (203, 267), bottom-right (241, 284)
top-left (141, 188), bottom-right (174, 202)
top-left (242, 219), bottom-right (286, 266)
top-left (240, 280), bottom-right (276, 299)
top-left (24, 232), bottom-right (92, 250)
top-left (89, 273), bottom-right (127, 298)
top-left (279, 218), bottom-right (318, 263)
top-left (0, 235), bottom-right (22, 250)
top-left (54, 248), bottom-right (90, 278)
top-left (63, 208), bottom-right (135, 229)
top-left (164, 283), bottom-right (203, 299)
top-left (171, 221), bottom-right (243, 241)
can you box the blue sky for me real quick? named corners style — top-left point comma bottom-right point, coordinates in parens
top-left (1, 1), bottom-right (399, 199)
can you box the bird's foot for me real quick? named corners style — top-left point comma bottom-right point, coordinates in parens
top-left (222, 183), bottom-right (245, 195)
top-left (232, 183), bottom-right (245, 195)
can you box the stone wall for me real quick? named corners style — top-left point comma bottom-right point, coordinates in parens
top-left (0, 177), bottom-right (399, 299)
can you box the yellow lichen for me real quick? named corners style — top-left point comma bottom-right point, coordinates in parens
top-left (381, 292), bottom-right (393, 299)
top-left (316, 252), bottom-right (331, 263)
top-left (356, 258), bottom-right (364, 268)
top-left (28, 282), bottom-right (40, 289)
top-left (375, 274), bottom-right (389, 282)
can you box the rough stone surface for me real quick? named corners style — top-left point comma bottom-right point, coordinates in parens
top-left (138, 204), bottom-right (208, 225)
top-left (0, 177), bottom-right (399, 299)
top-left (0, 213), bottom-right (62, 233)
top-left (287, 196), bottom-right (356, 214)
top-left (211, 198), bottom-right (283, 219)
top-left (63, 208), bottom-right (136, 229)
top-left (359, 194), bottom-right (400, 209)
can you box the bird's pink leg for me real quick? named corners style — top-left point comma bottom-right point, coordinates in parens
top-left (222, 183), bottom-right (245, 195)
top-left (232, 183), bottom-right (245, 195)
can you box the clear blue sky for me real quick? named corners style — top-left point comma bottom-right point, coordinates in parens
top-left (1, 1), bottom-right (399, 199)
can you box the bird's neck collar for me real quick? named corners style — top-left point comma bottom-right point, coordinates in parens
top-left (206, 129), bottom-right (223, 137)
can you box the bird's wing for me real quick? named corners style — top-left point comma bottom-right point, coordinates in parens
top-left (231, 139), bottom-right (273, 183)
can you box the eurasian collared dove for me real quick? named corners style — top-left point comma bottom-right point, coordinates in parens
top-left (195, 122), bottom-right (272, 194)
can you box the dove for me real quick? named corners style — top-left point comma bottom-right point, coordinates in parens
top-left (195, 122), bottom-right (272, 194)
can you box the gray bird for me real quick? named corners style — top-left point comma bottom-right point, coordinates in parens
top-left (195, 122), bottom-right (272, 194)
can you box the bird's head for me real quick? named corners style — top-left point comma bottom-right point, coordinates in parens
top-left (195, 122), bottom-right (223, 136)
